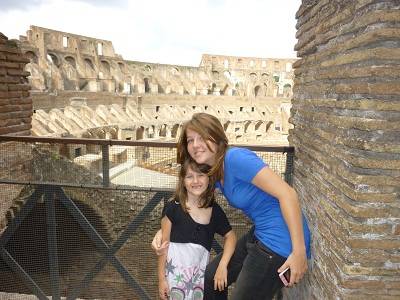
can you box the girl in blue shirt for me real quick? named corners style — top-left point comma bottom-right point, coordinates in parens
top-left (154, 112), bottom-right (311, 300)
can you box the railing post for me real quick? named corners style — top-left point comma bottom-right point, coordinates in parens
top-left (45, 186), bottom-right (61, 300)
top-left (284, 148), bottom-right (294, 186)
top-left (102, 144), bottom-right (110, 187)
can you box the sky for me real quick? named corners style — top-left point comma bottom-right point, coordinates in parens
top-left (0, 0), bottom-right (302, 66)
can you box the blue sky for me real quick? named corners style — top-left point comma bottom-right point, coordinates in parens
top-left (0, 0), bottom-right (302, 66)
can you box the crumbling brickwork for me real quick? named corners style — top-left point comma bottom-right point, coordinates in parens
top-left (288, 0), bottom-right (400, 299)
top-left (0, 33), bottom-right (32, 135)
top-left (0, 33), bottom-right (33, 232)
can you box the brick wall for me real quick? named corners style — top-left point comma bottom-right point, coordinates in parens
top-left (0, 32), bottom-right (32, 135)
top-left (0, 33), bottom-right (33, 234)
top-left (288, 0), bottom-right (400, 299)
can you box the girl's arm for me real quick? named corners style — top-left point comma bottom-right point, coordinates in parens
top-left (158, 216), bottom-right (172, 299)
top-left (152, 229), bottom-right (169, 256)
top-left (213, 230), bottom-right (237, 291)
top-left (252, 167), bottom-right (308, 287)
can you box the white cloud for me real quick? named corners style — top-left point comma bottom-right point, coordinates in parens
top-left (0, 0), bottom-right (302, 66)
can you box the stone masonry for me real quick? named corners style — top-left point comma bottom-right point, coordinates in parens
top-left (288, 0), bottom-right (400, 299)
top-left (0, 33), bottom-right (33, 233)
top-left (0, 33), bottom-right (32, 135)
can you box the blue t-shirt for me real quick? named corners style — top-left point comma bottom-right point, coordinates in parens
top-left (216, 147), bottom-right (311, 258)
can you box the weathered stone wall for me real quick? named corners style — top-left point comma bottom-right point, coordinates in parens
top-left (0, 33), bottom-right (33, 232)
top-left (31, 90), bottom-right (287, 111)
top-left (0, 33), bottom-right (32, 135)
top-left (288, 0), bottom-right (400, 299)
top-left (17, 25), bottom-right (295, 100)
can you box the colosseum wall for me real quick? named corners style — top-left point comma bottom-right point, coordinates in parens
top-left (288, 0), bottom-right (400, 299)
top-left (11, 25), bottom-right (296, 145)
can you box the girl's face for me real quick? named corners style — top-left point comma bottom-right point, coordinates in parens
top-left (186, 128), bottom-right (217, 166)
top-left (184, 166), bottom-right (209, 199)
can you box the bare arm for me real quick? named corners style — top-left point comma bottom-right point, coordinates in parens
top-left (252, 167), bottom-right (307, 286)
top-left (152, 229), bottom-right (169, 256)
top-left (158, 216), bottom-right (171, 299)
top-left (213, 230), bottom-right (237, 291)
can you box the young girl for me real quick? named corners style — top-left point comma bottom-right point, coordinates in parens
top-left (158, 159), bottom-right (236, 300)
top-left (154, 112), bottom-right (311, 300)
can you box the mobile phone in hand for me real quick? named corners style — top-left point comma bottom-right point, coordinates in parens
top-left (279, 267), bottom-right (291, 286)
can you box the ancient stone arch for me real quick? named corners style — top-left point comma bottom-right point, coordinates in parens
top-left (84, 58), bottom-right (95, 72)
top-left (100, 60), bottom-right (111, 75)
top-left (136, 126), bottom-right (144, 140)
top-left (25, 50), bottom-right (38, 64)
top-left (47, 52), bottom-right (61, 68)
top-left (143, 78), bottom-right (150, 93)
top-left (171, 124), bottom-right (180, 138)
top-left (283, 83), bottom-right (292, 98)
top-left (118, 62), bottom-right (126, 74)
top-left (64, 56), bottom-right (76, 68)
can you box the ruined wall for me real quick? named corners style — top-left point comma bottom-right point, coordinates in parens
top-left (17, 25), bottom-right (295, 100)
top-left (200, 54), bottom-right (295, 98)
top-left (289, 0), bottom-right (400, 299)
top-left (0, 33), bottom-right (32, 135)
top-left (0, 33), bottom-right (33, 231)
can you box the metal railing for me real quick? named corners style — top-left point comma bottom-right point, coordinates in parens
top-left (0, 136), bottom-right (294, 299)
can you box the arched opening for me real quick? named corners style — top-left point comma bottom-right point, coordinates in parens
top-left (208, 83), bottom-right (217, 95)
top-left (223, 121), bottom-right (230, 131)
top-left (254, 85), bottom-right (261, 97)
top-left (261, 73), bottom-right (269, 80)
top-left (249, 73), bottom-right (257, 81)
top-left (136, 126), bottom-right (144, 140)
top-left (212, 71), bottom-right (219, 80)
top-left (84, 58), bottom-right (95, 71)
top-left (65, 56), bottom-right (76, 68)
top-left (47, 53), bottom-right (60, 67)
top-left (25, 51), bottom-right (38, 64)
top-left (144, 78), bottom-right (150, 93)
top-left (244, 121), bottom-right (252, 133)
top-left (283, 83), bottom-right (292, 97)
top-left (101, 60), bottom-right (111, 74)
top-left (171, 124), bottom-right (180, 138)
top-left (255, 121), bottom-right (264, 131)
top-left (118, 62), bottom-right (126, 73)
top-left (159, 124), bottom-right (167, 137)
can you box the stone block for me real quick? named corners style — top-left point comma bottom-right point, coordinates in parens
top-left (5, 54), bottom-right (30, 63)
top-left (7, 84), bottom-right (31, 91)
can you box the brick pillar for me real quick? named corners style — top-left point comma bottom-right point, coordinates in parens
top-left (287, 1), bottom-right (400, 299)
top-left (0, 32), bottom-right (32, 135)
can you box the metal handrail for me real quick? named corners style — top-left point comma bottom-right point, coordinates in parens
top-left (0, 135), bottom-right (294, 152)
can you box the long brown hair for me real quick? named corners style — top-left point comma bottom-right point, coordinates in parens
top-left (175, 159), bottom-right (215, 212)
top-left (177, 113), bottom-right (228, 185)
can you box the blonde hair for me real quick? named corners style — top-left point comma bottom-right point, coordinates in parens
top-left (175, 159), bottom-right (215, 212)
top-left (177, 113), bottom-right (228, 186)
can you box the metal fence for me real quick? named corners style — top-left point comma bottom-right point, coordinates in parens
top-left (0, 136), bottom-right (294, 300)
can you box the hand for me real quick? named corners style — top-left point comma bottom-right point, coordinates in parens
top-left (213, 264), bottom-right (228, 291)
top-left (278, 250), bottom-right (308, 287)
top-left (159, 278), bottom-right (169, 300)
top-left (151, 229), bottom-right (169, 256)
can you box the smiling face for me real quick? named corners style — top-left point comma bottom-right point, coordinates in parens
top-left (186, 128), bottom-right (218, 166)
top-left (183, 165), bottom-right (209, 200)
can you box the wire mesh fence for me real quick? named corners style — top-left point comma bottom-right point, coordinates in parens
top-left (0, 136), bottom-right (294, 300)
